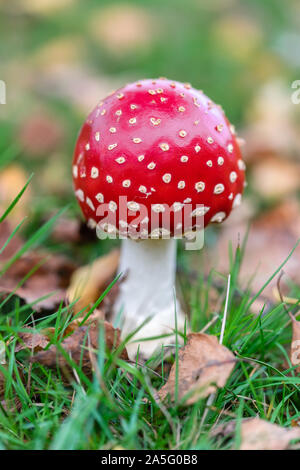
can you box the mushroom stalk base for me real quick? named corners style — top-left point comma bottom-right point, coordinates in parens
top-left (113, 238), bottom-right (186, 360)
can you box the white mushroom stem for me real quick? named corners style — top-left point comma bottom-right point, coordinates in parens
top-left (113, 237), bottom-right (186, 359)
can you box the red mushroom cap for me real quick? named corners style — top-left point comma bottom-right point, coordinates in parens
top-left (72, 78), bottom-right (245, 238)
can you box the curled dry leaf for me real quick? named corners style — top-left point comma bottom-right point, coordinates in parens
top-left (67, 249), bottom-right (120, 314)
top-left (14, 327), bottom-right (53, 353)
top-left (212, 417), bottom-right (300, 449)
top-left (31, 320), bottom-right (128, 378)
top-left (158, 333), bottom-right (236, 405)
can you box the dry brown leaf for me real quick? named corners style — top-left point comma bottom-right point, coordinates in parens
top-left (212, 417), bottom-right (300, 449)
top-left (0, 250), bottom-right (76, 313)
top-left (67, 249), bottom-right (119, 314)
top-left (14, 327), bottom-right (53, 353)
top-left (240, 418), bottom-right (300, 450)
top-left (290, 316), bottom-right (300, 374)
top-left (158, 333), bottom-right (236, 405)
top-left (213, 198), bottom-right (300, 309)
top-left (31, 320), bottom-right (128, 377)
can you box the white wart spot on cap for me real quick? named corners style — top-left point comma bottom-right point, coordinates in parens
top-left (109, 201), bottom-right (117, 212)
top-left (214, 184), bottom-right (225, 194)
top-left (147, 162), bottom-right (156, 170)
top-left (162, 173), bottom-right (171, 183)
top-left (95, 132), bottom-right (100, 141)
top-left (207, 137), bottom-right (214, 144)
top-left (109, 127), bottom-right (116, 133)
top-left (129, 117), bottom-right (137, 124)
top-left (233, 193), bottom-right (242, 208)
top-left (227, 143), bottom-right (233, 153)
top-left (191, 206), bottom-right (210, 217)
top-left (106, 175), bottom-right (113, 183)
top-left (150, 117), bottom-right (161, 126)
top-left (130, 104), bottom-right (137, 110)
top-left (206, 160), bottom-right (213, 167)
top-left (138, 155), bottom-right (145, 162)
top-left (179, 130), bottom-right (187, 138)
top-left (152, 204), bottom-right (165, 213)
top-left (115, 110), bottom-right (122, 116)
top-left (91, 167), bottom-right (99, 179)
top-left (139, 185), bottom-right (147, 193)
top-left (75, 189), bottom-right (84, 202)
top-left (95, 193), bottom-right (104, 203)
top-left (218, 156), bottom-right (224, 165)
top-left (87, 218), bottom-right (97, 229)
top-left (73, 165), bottom-right (78, 178)
top-left (238, 159), bottom-right (246, 171)
top-left (117, 93), bottom-right (124, 99)
top-left (230, 171), bottom-right (237, 183)
top-left (159, 142), bottom-right (169, 151)
top-left (178, 181), bottom-right (185, 189)
top-left (181, 156), bottom-right (188, 162)
top-left (211, 211), bottom-right (226, 223)
top-left (116, 157), bottom-right (125, 164)
top-left (122, 179), bottom-right (131, 188)
top-left (101, 109), bottom-right (106, 116)
top-left (85, 143), bottom-right (90, 151)
top-left (178, 106), bottom-right (185, 112)
top-left (194, 144), bottom-right (201, 153)
top-left (108, 143), bottom-right (117, 150)
top-left (173, 202), bottom-right (184, 212)
top-left (133, 137), bottom-right (142, 144)
top-left (195, 181), bottom-right (205, 192)
top-left (127, 201), bottom-right (140, 211)
top-left (216, 124), bottom-right (223, 132)
top-left (184, 198), bottom-right (191, 203)
top-left (86, 197), bottom-right (95, 211)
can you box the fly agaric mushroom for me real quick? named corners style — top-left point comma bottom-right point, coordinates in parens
top-left (72, 78), bottom-right (245, 359)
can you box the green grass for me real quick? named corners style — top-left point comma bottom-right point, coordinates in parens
top-left (0, 191), bottom-right (299, 450)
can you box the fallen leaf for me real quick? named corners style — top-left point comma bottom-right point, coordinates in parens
top-left (31, 320), bottom-right (128, 378)
top-left (14, 327), bottom-right (53, 353)
top-left (0, 249), bottom-right (76, 313)
top-left (212, 417), bottom-right (300, 449)
top-left (67, 249), bottom-right (120, 314)
top-left (213, 198), bottom-right (300, 308)
top-left (241, 418), bottom-right (300, 450)
top-left (158, 333), bottom-right (236, 405)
